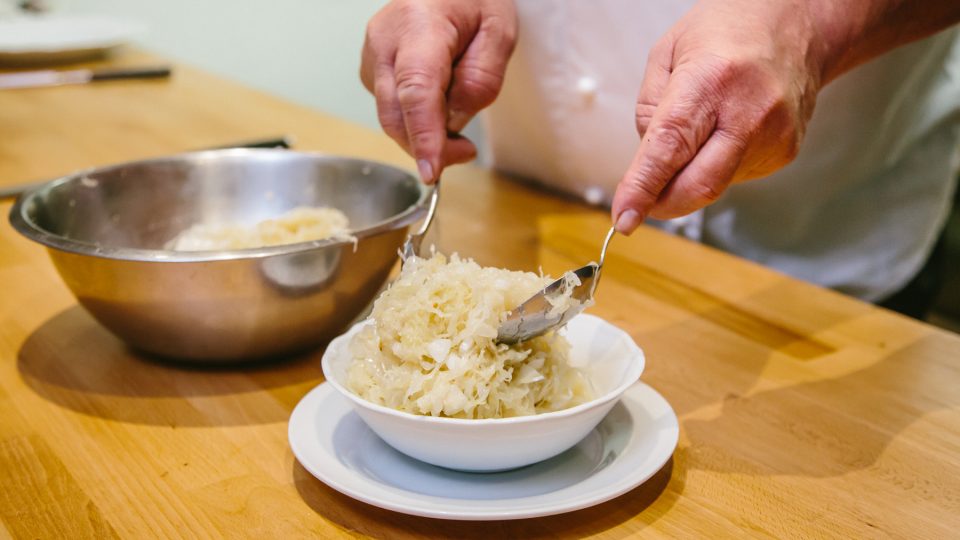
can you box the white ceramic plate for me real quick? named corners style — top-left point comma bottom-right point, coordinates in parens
top-left (0, 15), bottom-right (144, 65)
top-left (289, 381), bottom-right (679, 520)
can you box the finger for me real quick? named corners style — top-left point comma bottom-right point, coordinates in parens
top-left (611, 73), bottom-right (719, 234)
top-left (394, 30), bottom-right (456, 183)
top-left (362, 7), bottom-right (474, 179)
top-left (443, 134), bottom-right (478, 166)
top-left (648, 129), bottom-right (746, 219)
top-left (376, 78), bottom-right (477, 170)
top-left (368, 37), bottom-right (474, 176)
top-left (359, 33), bottom-right (378, 93)
top-left (362, 18), bottom-right (408, 149)
top-left (635, 37), bottom-right (674, 138)
top-left (372, 62), bottom-right (410, 152)
top-left (445, 12), bottom-right (517, 132)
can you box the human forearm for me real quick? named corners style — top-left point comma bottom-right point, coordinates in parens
top-left (814, 0), bottom-right (960, 84)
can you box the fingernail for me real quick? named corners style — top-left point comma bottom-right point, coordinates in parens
top-left (615, 209), bottom-right (643, 235)
top-left (416, 159), bottom-right (434, 183)
top-left (447, 110), bottom-right (471, 132)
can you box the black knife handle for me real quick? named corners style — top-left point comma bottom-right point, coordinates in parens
top-left (90, 66), bottom-right (173, 82)
top-left (210, 136), bottom-right (294, 150)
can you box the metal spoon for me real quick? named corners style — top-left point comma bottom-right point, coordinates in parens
top-left (496, 227), bottom-right (616, 344)
top-left (400, 184), bottom-right (440, 262)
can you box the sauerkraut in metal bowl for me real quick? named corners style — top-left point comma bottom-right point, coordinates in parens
top-left (167, 206), bottom-right (351, 251)
top-left (346, 252), bottom-right (594, 419)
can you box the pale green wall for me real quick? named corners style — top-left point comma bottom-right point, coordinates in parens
top-left (60, 0), bottom-right (389, 129)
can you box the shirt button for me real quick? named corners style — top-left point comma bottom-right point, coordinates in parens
top-left (584, 186), bottom-right (605, 206)
top-left (576, 76), bottom-right (597, 104)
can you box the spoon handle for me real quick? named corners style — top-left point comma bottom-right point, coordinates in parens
top-left (591, 227), bottom-right (617, 295)
top-left (400, 183), bottom-right (440, 262)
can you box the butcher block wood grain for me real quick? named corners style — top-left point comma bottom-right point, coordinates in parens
top-left (1, 50), bottom-right (959, 539)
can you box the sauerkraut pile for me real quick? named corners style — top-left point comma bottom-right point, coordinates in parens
top-left (346, 252), bottom-right (594, 419)
top-left (168, 206), bottom-right (351, 251)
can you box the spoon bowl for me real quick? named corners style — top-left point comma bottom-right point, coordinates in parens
top-left (497, 227), bottom-right (616, 344)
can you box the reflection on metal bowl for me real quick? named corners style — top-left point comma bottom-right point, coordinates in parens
top-left (10, 149), bottom-right (429, 362)
top-left (260, 247), bottom-right (344, 295)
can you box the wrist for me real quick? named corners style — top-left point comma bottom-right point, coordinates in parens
top-left (804, 0), bottom-right (870, 84)
top-left (802, 0), bottom-right (960, 84)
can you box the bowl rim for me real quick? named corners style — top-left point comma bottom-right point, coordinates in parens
top-left (7, 148), bottom-right (432, 263)
top-left (321, 314), bottom-right (646, 426)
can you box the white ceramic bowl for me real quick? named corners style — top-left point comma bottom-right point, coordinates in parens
top-left (321, 314), bottom-right (645, 472)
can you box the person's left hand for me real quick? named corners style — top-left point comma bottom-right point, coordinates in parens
top-left (359, 0), bottom-right (518, 183)
top-left (610, 0), bottom-right (827, 234)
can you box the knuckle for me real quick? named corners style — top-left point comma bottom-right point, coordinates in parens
top-left (364, 19), bottom-right (379, 42)
top-left (624, 162), bottom-right (671, 199)
top-left (360, 59), bottom-right (382, 94)
top-left (687, 55), bottom-right (738, 94)
top-left (711, 55), bottom-right (741, 82)
top-left (364, 14), bottom-right (391, 48)
top-left (624, 174), bottom-right (663, 204)
top-left (453, 63), bottom-right (504, 107)
top-left (634, 103), bottom-right (655, 135)
top-left (648, 35), bottom-right (674, 63)
top-left (408, 129), bottom-right (439, 153)
top-left (715, 127), bottom-right (750, 155)
top-left (688, 179), bottom-right (725, 204)
top-left (482, 13), bottom-right (518, 47)
top-left (391, 0), bottom-right (421, 19)
top-left (641, 151), bottom-right (679, 185)
top-left (377, 111), bottom-right (405, 139)
top-left (648, 120), bottom-right (698, 161)
top-left (405, 119), bottom-right (434, 139)
top-left (360, 68), bottom-right (373, 92)
top-left (395, 69), bottom-right (439, 106)
top-left (502, 25), bottom-right (519, 49)
top-left (646, 44), bottom-right (662, 64)
top-left (760, 87), bottom-right (790, 121)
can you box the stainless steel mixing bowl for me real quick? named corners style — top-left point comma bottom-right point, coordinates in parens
top-left (9, 149), bottom-right (429, 362)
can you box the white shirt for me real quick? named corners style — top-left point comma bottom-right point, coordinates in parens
top-left (482, 0), bottom-right (960, 301)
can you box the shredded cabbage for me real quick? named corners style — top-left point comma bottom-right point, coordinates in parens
top-left (168, 206), bottom-right (352, 251)
top-left (545, 270), bottom-right (590, 319)
top-left (346, 252), bottom-right (594, 419)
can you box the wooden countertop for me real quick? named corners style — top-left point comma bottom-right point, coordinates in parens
top-left (2, 50), bottom-right (959, 539)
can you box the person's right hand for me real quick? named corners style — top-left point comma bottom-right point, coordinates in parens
top-left (609, 0), bottom-right (825, 235)
top-left (360, 0), bottom-right (518, 184)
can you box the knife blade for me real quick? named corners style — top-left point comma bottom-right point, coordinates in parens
top-left (0, 66), bottom-right (172, 90)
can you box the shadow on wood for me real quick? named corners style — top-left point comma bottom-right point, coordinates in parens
top-left (17, 306), bottom-right (324, 426)
top-left (292, 454), bottom-right (678, 539)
